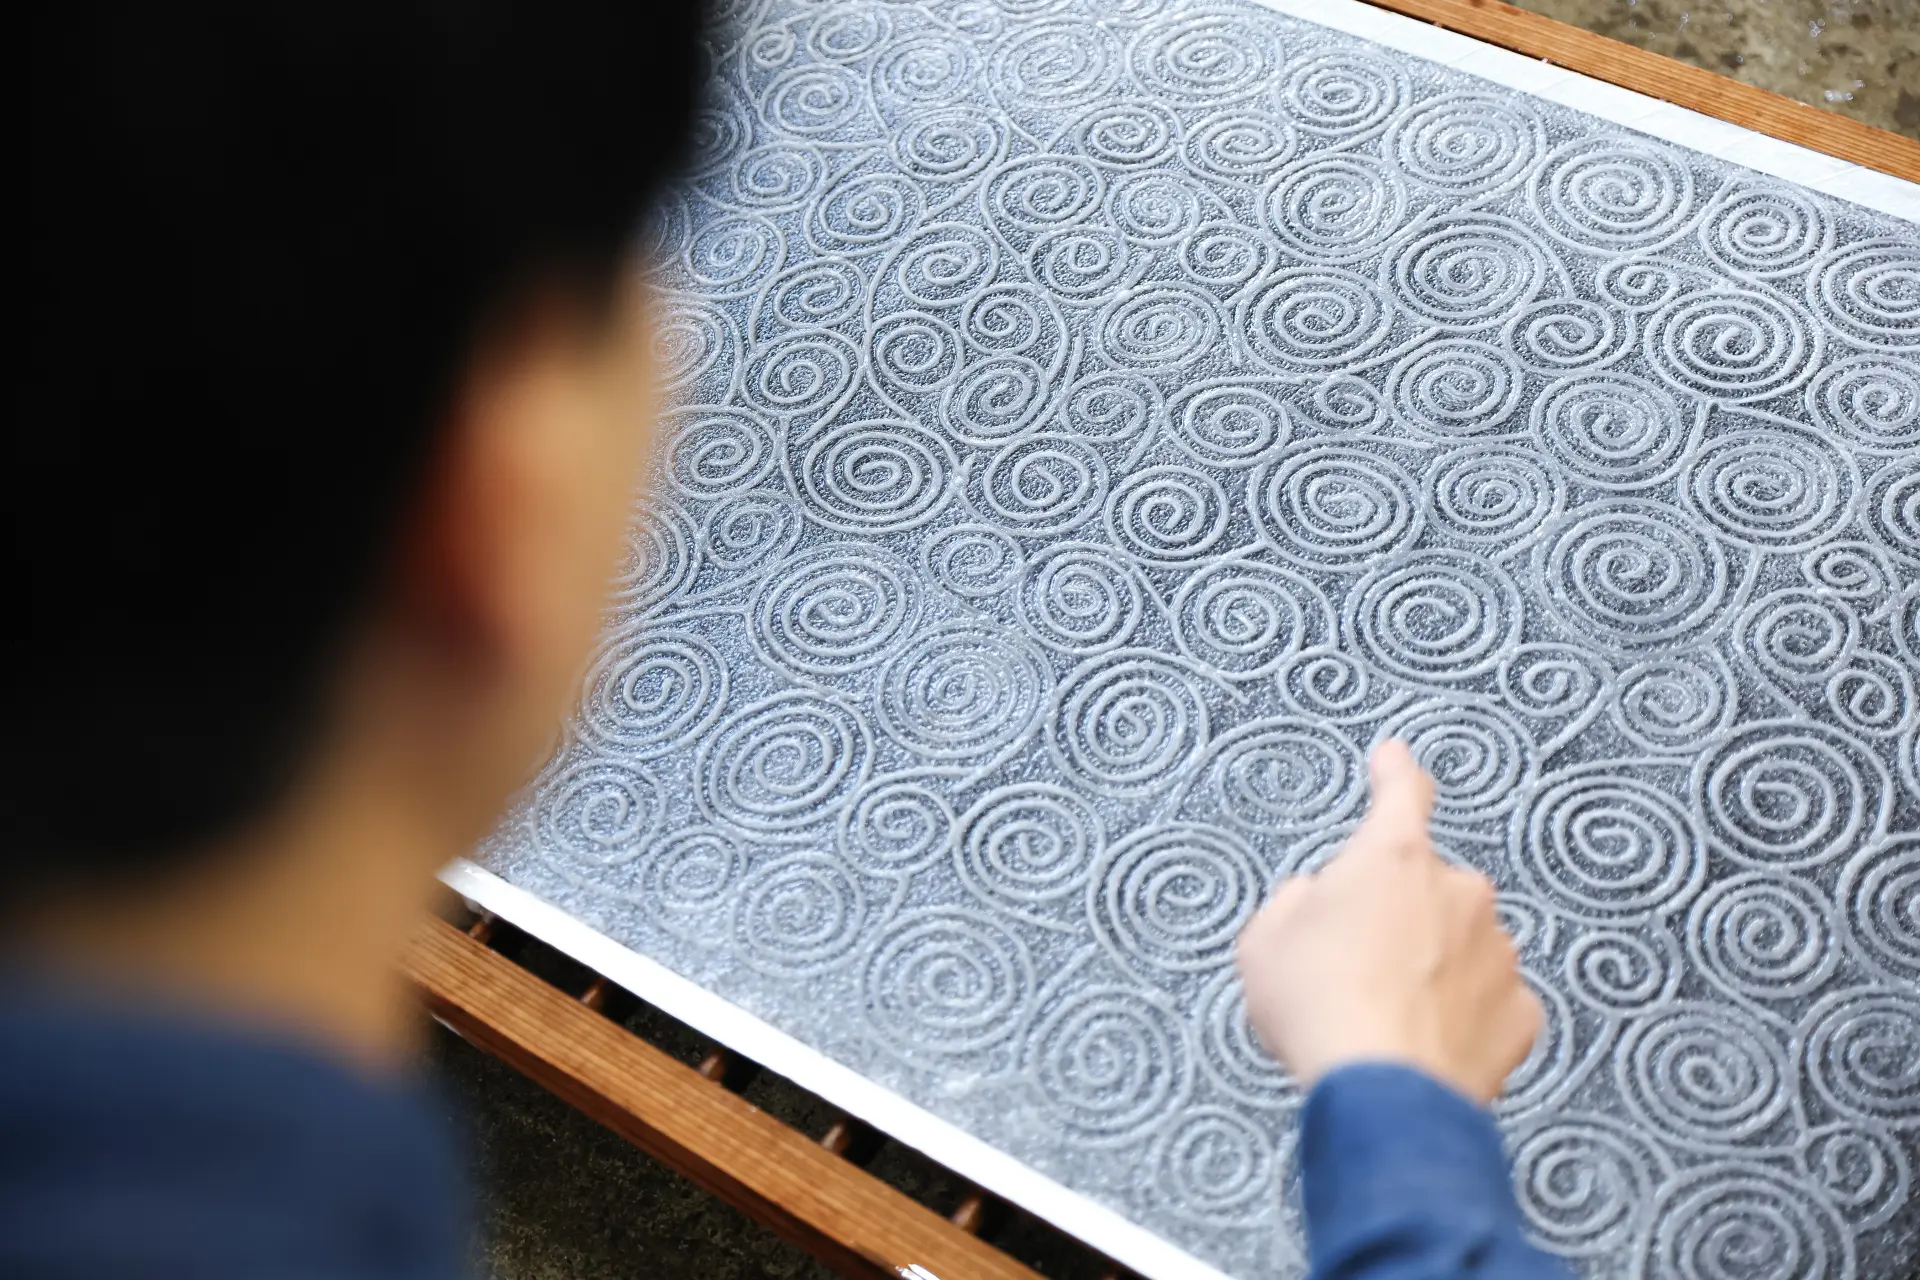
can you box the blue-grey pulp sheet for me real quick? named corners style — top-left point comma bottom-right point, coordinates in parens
top-left (475, 1), bottom-right (1920, 1275)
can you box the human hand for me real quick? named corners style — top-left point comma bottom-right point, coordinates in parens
top-left (1233, 740), bottom-right (1540, 1104)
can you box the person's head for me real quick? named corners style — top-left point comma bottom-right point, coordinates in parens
top-left (13, 3), bottom-right (707, 913)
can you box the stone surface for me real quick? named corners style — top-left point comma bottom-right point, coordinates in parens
top-left (454, 3), bottom-right (1920, 1277)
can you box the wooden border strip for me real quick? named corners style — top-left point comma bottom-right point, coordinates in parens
top-left (1353, 0), bottom-right (1920, 182)
top-left (405, 916), bottom-right (1042, 1280)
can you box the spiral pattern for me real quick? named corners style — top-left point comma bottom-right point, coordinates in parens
top-left (876, 621), bottom-right (1049, 762)
top-left (735, 853), bottom-right (866, 973)
top-left (763, 65), bottom-right (864, 135)
top-left (1646, 288), bottom-right (1819, 401)
top-left (861, 911), bottom-right (1031, 1056)
top-left (1618, 1002), bottom-right (1790, 1143)
top-left (800, 418), bottom-right (954, 533)
top-left (696, 693), bottom-right (871, 837)
top-left (1532, 137), bottom-right (1697, 250)
top-left (1391, 214), bottom-right (1546, 328)
top-left (699, 492), bottom-right (803, 576)
top-left (870, 310), bottom-right (961, 392)
top-left (662, 408), bottom-right (776, 499)
top-left (1700, 181), bottom-right (1830, 277)
top-left (1030, 227), bottom-right (1129, 301)
top-left (1825, 655), bottom-right (1913, 739)
top-left (1180, 221), bottom-right (1267, 289)
top-left (921, 523), bottom-right (1022, 600)
top-left (1264, 154), bottom-right (1406, 261)
top-left (957, 783), bottom-right (1101, 908)
top-left (1564, 928), bottom-right (1675, 1015)
top-left (1649, 1164), bottom-right (1852, 1280)
top-left (1197, 967), bottom-right (1291, 1108)
top-left (1506, 297), bottom-right (1633, 371)
top-left (1069, 101), bottom-right (1179, 169)
top-left (535, 759), bottom-right (665, 870)
top-left (1052, 654), bottom-right (1211, 798)
top-left (579, 631), bottom-right (728, 758)
top-left (1104, 465), bottom-right (1231, 566)
top-left (1613, 652), bottom-right (1736, 752)
top-left (1278, 648), bottom-right (1395, 724)
top-left (1065, 371), bottom-right (1162, 442)
top-left (874, 34), bottom-right (975, 104)
top-left (1800, 541), bottom-right (1892, 600)
top-left (652, 298), bottom-right (733, 390)
top-left (1735, 590), bottom-right (1857, 685)
top-left (1532, 372), bottom-right (1686, 490)
top-left (1686, 425), bottom-right (1850, 549)
top-left (751, 544), bottom-right (921, 678)
top-left (1185, 112), bottom-right (1298, 181)
top-left (1277, 52), bottom-right (1407, 134)
top-left (1689, 872), bottom-right (1837, 1001)
top-left (810, 171), bottom-right (920, 250)
top-left (1499, 644), bottom-right (1608, 719)
top-left (1251, 445), bottom-right (1422, 567)
top-left (941, 356), bottom-right (1049, 443)
top-left (1201, 718), bottom-right (1364, 834)
top-left (1510, 1117), bottom-right (1660, 1256)
top-left (892, 110), bottom-right (1001, 182)
top-left (1031, 987), bottom-right (1189, 1144)
top-left (1108, 174), bottom-right (1202, 245)
top-left (1172, 559), bottom-right (1324, 679)
top-left (1804, 990), bottom-right (1920, 1128)
top-left (986, 154), bottom-right (1102, 230)
top-left (1865, 460), bottom-right (1920, 564)
top-left (1808, 1125), bottom-right (1910, 1231)
top-left (638, 827), bottom-right (746, 926)
top-left (613, 506), bottom-right (696, 614)
top-left (974, 435), bottom-right (1108, 535)
top-left (1245, 267), bottom-right (1395, 370)
top-left (1349, 550), bottom-right (1524, 684)
top-left (1522, 768), bottom-right (1702, 920)
top-left (1389, 92), bottom-right (1542, 195)
top-left (893, 224), bottom-right (996, 306)
top-left (1098, 284), bottom-right (1221, 370)
top-left (1813, 239), bottom-right (1920, 353)
top-left (838, 775), bottom-right (953, 876)
top-left (1700, 722), bottom-right (1885, 871)
top-left (687, 215), bottom-right (781, 293)
top-left (744, 329), bottom-right (859, 421)
top-left (730, 142), bottom-right (824, 209)
top-left (994, 24), bottom-right (1120, 108)
top-left (763, 259), bottom-right (866, 331)
top-left (1153, 1106), bottom-right (1277, 1219)
top-left (1388, 339), bottom-right (1523, 437)
top-left (1389, 701), bottom-right (1535, 824)
top-left (1808, 355), bottom-right (1920, 451)
top-left (1019, 543), bottom-right (1143, 654)
top-left (1538, 501), bottom-right (1727, 650)
top-left (1130, 13), bottom-right (1277, 103)
top-left (1091, 823), bottom-right (1263, 976)
top-left (964, 284), bottom-right (1058, 355)
top-left (1837, 836), bottom-right (1920, 981)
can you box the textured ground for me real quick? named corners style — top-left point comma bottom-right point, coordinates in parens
top-left (1514, 0), bottom-right (1917, 135)
top-left (445, 5), bottom-right (1915, 1279)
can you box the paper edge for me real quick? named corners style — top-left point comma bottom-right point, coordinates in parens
top-left (441, 860), bottom-right (1244, 1280)
top-left (1245, 0), bottom-right (1920, 224)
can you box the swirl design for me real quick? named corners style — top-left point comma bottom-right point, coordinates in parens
top-left (1245, 267), bottom-right (1394, 370)
top-left (1105, 465), bottom-right (1231, 566)
top-left (1052, 654), bottom-right (1212, 797)
top-left (1031, 987), bottom-right (1189, 1144)
top-left (1197, 967), bottom-right (1291, 1108)
top-left (1391, 215), bottom-right (1546, 328)
top-left (862, 911), bottom-right (1031, 1056)
top-left (579, 631), bottom-right (729, 758)
top-left (957, 783), bottom-right (1101, 908)
top-left (1522, 768), bottom-right (1702, 920)
top-left (735, 853), bottom-right (866, 972)
top-left (876, 621), bottom-right (1049, 762)
top-left (1098, 285), bottom-right (1222, 370)
top-left (1091, 823), bottom-right (1263, 976)
top-left (921, 523), bottom-right (1023, 599)
top-left (799, 418), bottom-right (955, 533)
top-left (1019, 543), bottom-right (1143, 654)
top-left (1499, 644), bottom-right (1607, 719)
top-left (1512, 1117), bottom-right (1660, 1257)
top-left (699, 492), bottom-right (802, 576)
top-left (1618, 1002), bottom-right (1790, 1143)
top-left (1538, 501), bottom-right (1727, 650)
top-left (893, 110), bottom-right (1001, 181)
top-left (838, 775), bottom-right (953, 876)
top-left (1264, 154), bottom-right (1406, 261)
top-left (1689, 872), bottom-right (1837, 1000)
top-left (639, 828), bottom-right (746, 924)
top-left (1200, 718), bottom-right (1364, 834)
top-left (1426, 446), bottom-right (1562, 545)
top-left (870, 310), bottom-right (961, 392)
top-left (1349, 550), bottom-right (1524, 684)
top-left (1389, 92), bottom-right (1542, 194)
top-left (942, 356), bottom-right (1049, 442)
top-left (1390, 701), bottom-right (1535, 824)
top-left (1803, 990), bottom-right (1920, 1128)
top-left (1185, 112), bottom-right (1297, 181)
top-left (975, 435), bottom-right (1109, 535)
top-left (1735, 590), bottom-right (1857, 685)
top-left (1813, 239), bottom-right (1920, 353)
top-left (1069, 101), bottom-right (1179, 169)
top-left (1837, 837), bottom-right (1920, 981)
top-left (1388, 339), bottom-right (1523, 437)
top-left (752, 544), bottom-right (921, 677)
top-left (987, 154), bottom-right (1102, 230)
top-left (662, 408), bottom-right (776, 499)
top-left (1532, 372), bottom-right (1686, 490)
top-left (1506, 297), bottom-right (1632, 371)
top-left (1278, 52), bottom-right (1407, 134)
top-left (1613, 652), bottom-right (1736, 752)
top-left (1650, 1164), bottom-right (1852, 1280)
top-left (696, 693), bottom-right (871, 837)
top-left (1030, 227), bottom-right (1129, 301)
top-left (536, 759), bottom-right (665, 871)
top-left (1686, 425), bottom-right (1850, 549)
top-left (1700, 181), bottom-right (1830, 277)
top-left (1700, 723), bottom-right (1885, 871)
top-left (810, 171), bottom-right (920, 250)
top-left (1808, 355), bottom-right (1920, 451)
top-left (1153, 1107), bottom-right (1277, 1219)
top-left (893, 224), bottom-right (996, 306)
top-left (1251, 445), bottom-right (1422, 567)
top-left (1130, 13), bottom-right (1276, 102)
top-left (1533, 137), bottom-right (1697, 249)
top-left (1645, 288), bottom-right (1819, 401)
top-left (1564, 929), bottom-right (1675, 1015)
top-left (1172, 559), bottom-right (1324, 679)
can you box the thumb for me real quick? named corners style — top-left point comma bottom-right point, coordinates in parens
top-left (1359, 739), bottom-right (1434, 849)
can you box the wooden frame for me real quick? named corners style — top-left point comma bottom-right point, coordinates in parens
top-left (407, 8), bottom-right (1915, 1280)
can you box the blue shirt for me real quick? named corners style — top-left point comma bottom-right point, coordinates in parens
top-left (2, 992), bottom-right (1564, 1279)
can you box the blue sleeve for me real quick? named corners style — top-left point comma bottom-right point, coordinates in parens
top-left (1298, 1063), bottom-right (1570, 1280)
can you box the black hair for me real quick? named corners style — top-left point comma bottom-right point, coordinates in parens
top-left (10, 2), bottom-right (707, 889)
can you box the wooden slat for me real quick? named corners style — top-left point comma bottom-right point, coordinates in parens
top-left (1354, 0), bottom-right (1920, 182)
top-left (405, 917), bottom-right (1040, 1280)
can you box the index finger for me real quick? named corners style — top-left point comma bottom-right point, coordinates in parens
top-left (1355, 739), bottom-right (1435, 850)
